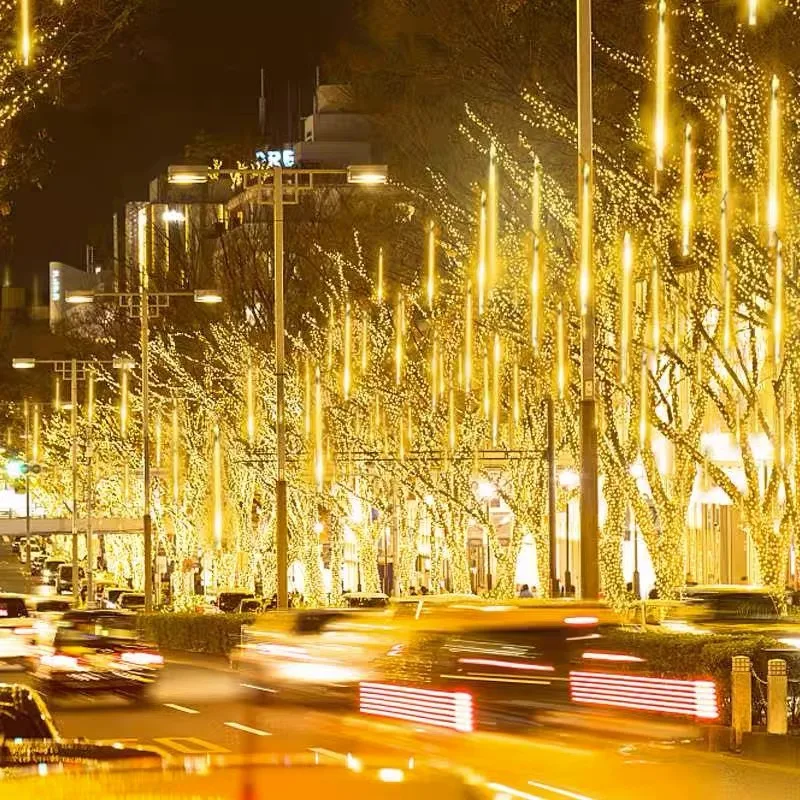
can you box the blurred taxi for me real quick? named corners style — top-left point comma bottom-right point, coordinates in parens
top-left (31, 610), bottom-right (163, 702)
top-left (0, 594), bottom-right (38, 670)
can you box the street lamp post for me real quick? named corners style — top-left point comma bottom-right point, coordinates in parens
top-left (577, 0), bottom-right (600, 600)
top-left (168, 162), bottom-right (387, 610)
top-left (559, 468), bottom-right (580, 596)
top-left (65, 289), bottom-right (222, 612)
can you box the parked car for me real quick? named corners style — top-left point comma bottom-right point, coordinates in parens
top-left (343, 592), bottom-right (390, 609)
top-left (117, 592), bottom-right (146, 612)
top-left (104, 588), bottom-right (129, 609)
top-left (216, 591), bottom-right (254, 613)
top-left (238, 597), bottom-right (264, 613)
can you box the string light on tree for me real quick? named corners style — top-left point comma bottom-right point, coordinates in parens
top-left (681, 124), bottom-right (693, 256)
top-left (654, 0), bottom-right (668, 172)
top-left (767, 75), bottom-right (780, 245)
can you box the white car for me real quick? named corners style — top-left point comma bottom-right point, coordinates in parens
top-left (0, 594), bottom-right (37, 670)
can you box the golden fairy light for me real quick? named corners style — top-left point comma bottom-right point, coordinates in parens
top-left (398, 407), bottom-right (406, 462)
top-left (212, 424), bottom-right (223, 549)
top-left (749, 0), bottom-right (757, 25)
top-left (681, 124), bottom-right (693, 256)
top-left (86, 368), bottom-right (95, 424)
top-left (19, 0), bottom-right (31, 66)
top-left (376, 247), bottom-right (385, 303)
top-left (448, 386), bottom-right (456, 451)
top-left (314, 367), bottom-right (324, 490)
top-left (171, 400), bottom-right (180, 505)
top-left (639, 355), bottom-right (649, 447)
top-left (477, 191), bottom-right (487, 314)
top-left (246, 364), bottom-right (256, 446)
top-left (326, 300), bottom-right (334, 371)
top-left (773, 239), bottom-right (784, 369)
top-left (512, 355), bottom-right (520, 428)
top-left (531, 237), bottom-right (542, 350)
top-left (120, 367), bottom-right (129, 438)
top-left (579, 163), bottom-right (591, 317)
top-left (32, 403), bottom-right (39, 464)
top-left (556, 304), bottom-right (567, 401)
top-left (491, 333), bottom-right (501, 447)
top-left (464, 281), bottom-right (474, 393)
top-left (343, 302), bottom-right (352, 400)
top-left (54, 376), bottom-right (61, 413)
top-left (482, 349), bottom-right (490, 420)
top-left (767, 75), bottom-right (780, 244)
top-left (394, 293), bottom-right (404, 386)
top-left (654, 0), bottom-right (668, 171)
top-left (426, 220), bottom-right (436, 311)
top-left (155, 408), bottom-right (164, 468)
top-left (620, 233), bottom-right (634, 384)
top-left (532, 157), bottom-right (542, 237)
top-left (430, 334), bottom-right (439, 413)
top-left (487, 143), bottom-right (498, 291)
top-left (719, 95), bottom-right (732, 351)
top-left (650, 258), bottom-right (661, 358)
top-left (304, 358), bottom-right (312, 438)
top-left (360, 309), bottom-right (369, 374)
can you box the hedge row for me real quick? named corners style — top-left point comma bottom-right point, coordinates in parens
top-left (136, 613), bottom-right (256, 655)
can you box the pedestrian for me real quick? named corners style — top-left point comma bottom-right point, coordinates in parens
top-left (419, 585), bottom-right (429, 595)
top-left (518, 583), bottom-right (533, 598)
top-left (409, 586), bottom-right (417, 596)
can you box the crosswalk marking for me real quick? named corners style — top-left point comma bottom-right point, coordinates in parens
top-left (163, 703), bottom-right (200, 714)
top-left (224, 721), bottom-right (271, 737)
top-left (153, 736), bottom-right (230, 754)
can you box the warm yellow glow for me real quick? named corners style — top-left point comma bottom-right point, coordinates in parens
top-left (86, 368), bottom-right (95, 425)
top-left (246, 364), bottom-right (256, 445)
top-left (137, 206), bottom-right (147, 276)
top-left (512, 355), bottom-right (520, 427)
top-left (430, 333), bottom-right (439, 413)
top-left (620, 232), bottom-right (633, 384)
top-left (531, 237), bottom-right (542, 350)
top-left (212, 424), bottom-right (223, 549)
top-left (579, 163), bottom-right (591, 316)
top-left (376, 247), bottom-right (384, 304)
top-left (556, 305), bottom-right (567, 401)
top-left (767, 75), bottom-right (780, 243)
top-left (120, 367), bottom-right (129, 438)
top-left (19, 0), bottom-right (31, 66)
top-left (487, 143), bottom-right (498, 291)
top-left (426, 220), bottom-right (436, 311)
top-left (23, 399), bottom-right (28, 457)
top-left (304, 358), bottom-right (312, 438)
top-left (773, 239), bottom-right (784, 369)
top-left (398, 407), bottom-right (406, 462)
top-left (532, 157), bottom-right (542, 237)
top-left (477, 191), bottom-right (487, 315)
top-left (650, 258), bottom-right (660, 356)
top-left (654, 0), bottom-right (668, 171)
top-left (719, 95), bottom-right (732, 352)
top-left (394, 294), bottom-right (404, 385)
top-left (360, 309), bottom-right (369, 374)
top-left (681, 124), bottom-right (693, 256)
top-left (639, 357), bottom-right (649, 447)
top-left (343, 303), bottom-right (352, 400)
top-left (32, 403), bottom-right (40, 464)
top-left (749, 0), bottom-right (757, 25)
top-left (482, 349), bottom-right (490, 420)
top-left (171, 401), bottom-right (180, 505)
top-left (491, 333), bottom-right (501, 447)
top-left (53, 376), bottom-right (61, 413)
top-left (314, 367), bottom-right (324, 490)
top-left (326, 301), bottom-right (334, 372)
top-left (464, 281), bottom-right (473, 393)
top-left (448, 386), bottom-right (456, 451)
top-left (154, 408), bottom-right (163, 468)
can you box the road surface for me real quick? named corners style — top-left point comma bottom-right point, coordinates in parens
top-left (1, 542), bottom-right (798, 798)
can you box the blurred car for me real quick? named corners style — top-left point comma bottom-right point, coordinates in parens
top-left (31, 610), bottom-right (163, 703)
top-left (25, 596), bottom-right (73, 621)
top-left (343, 592), bottom-right (390, 609)
top-left (103, 587), bottom-right (129, 609)
top-left (40, 558), bottom-right (65, 586)
top-left (19, 543), bottom-right (43, 565)
top-left (216, 590), bottom-right (255, 613)
top-left (56, 564), bottom-right (85, 596)
top-left (0, 594), bottom-right (36, 670)
top-left (362, 602), bottom-right (718, 730)
top-left (0, 683), bottom-right (59, 739)
top-left (117, 592), bottom-right (146, 611)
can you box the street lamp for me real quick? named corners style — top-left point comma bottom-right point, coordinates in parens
top-left (559, 468), bottom-right (580, 596)
top-left (65, 287), bottom-right (222, 612)
top-left (166, 160), bottom-right (388, 610)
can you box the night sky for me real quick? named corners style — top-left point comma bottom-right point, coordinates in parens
top-left (10, 0), bottom-right (356, 291)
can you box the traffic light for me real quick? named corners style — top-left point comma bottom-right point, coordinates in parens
top-left (5, 459), bottom-right (25, 479)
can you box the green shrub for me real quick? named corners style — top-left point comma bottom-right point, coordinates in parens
top-left (137, 612), bottom-right (256, 655)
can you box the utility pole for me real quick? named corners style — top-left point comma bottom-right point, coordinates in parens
top-left (274, 166), bottom-right (288, 611)
top-left (141, 225), bottom-right (153, 613)
top-left (546, 396), bottom-right (558, 597)
top-left (577, 0), bottom-right (600, 599)
top-left (71, 359), bottom-right (79, 605)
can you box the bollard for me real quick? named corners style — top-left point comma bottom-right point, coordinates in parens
top-left (767, 658), bottom-right (788, 735)
top-left (731, 655), bottom-right (752, 748)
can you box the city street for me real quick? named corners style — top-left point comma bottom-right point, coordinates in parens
top-left (0, 548), bottom-right (798, 799)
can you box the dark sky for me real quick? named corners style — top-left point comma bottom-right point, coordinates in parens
top-left (10, 0), bottom-right (356, 291)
